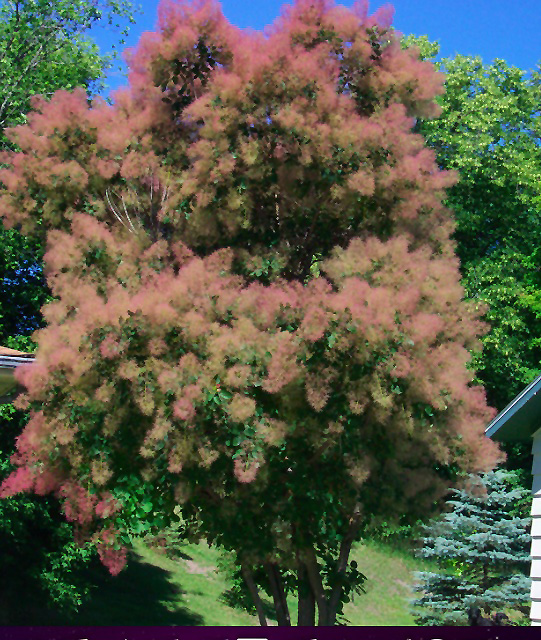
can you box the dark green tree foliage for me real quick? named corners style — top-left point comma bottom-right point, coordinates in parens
top-left (0, 231), bottom-right (49, 346)
top-left (0, 403), bottom-right (95, 621)
top-left (463, 252), bottom-right (541, 416)
top-left (412, 470), bottom-right (531, 625)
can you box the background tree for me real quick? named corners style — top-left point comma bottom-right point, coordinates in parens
top-left (0, 0), bottom-right (140, 619)
top-left (0, 0), bottom-right (501, 626)
top-left (0, 0), bottom-right (138, 148)
top-left (402, 37), bottom-right (541, 511)
top-left (412, 470), bottom-right (531, 626)
top-left (402, 38), bottom-right (541, 412)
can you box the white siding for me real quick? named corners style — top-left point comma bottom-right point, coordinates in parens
top-left (531, 600), bottom-right (541, 619)
top-left (533, 457), bottom-right (541, 476)
top-left (532, 430), bottom-right (541, 624)
top-left (532, 536), bottom-right (541, 558)
top-left (531, 578), bottom-right (541, 599)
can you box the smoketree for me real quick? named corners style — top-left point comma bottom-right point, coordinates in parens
top-left (412, 470), bottom-right (531, 625)
top-left (0, 0), bottom-right (501, 625)
top-left (0, 0), bottom-right (141, 349)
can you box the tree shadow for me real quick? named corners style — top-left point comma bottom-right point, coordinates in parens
top-left (4, 549), bottom-right (204, 626)
top-left (219, 589), bottom-right (277, 623)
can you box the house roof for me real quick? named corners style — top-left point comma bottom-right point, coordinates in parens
top-left (0, 347), bottom-right (35, 402)
top-left (485, 373), bottom-right (541, 443)
top-left (0, 347), bottom-right (35, 357)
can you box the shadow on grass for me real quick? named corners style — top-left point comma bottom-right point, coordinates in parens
top-left (3, 549), bottom-right (204, 626)
top-left (219, 589), bottom-right (277, 624)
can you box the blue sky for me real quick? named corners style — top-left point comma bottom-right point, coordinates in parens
top-left (94, 0), bottom-right (540, 95)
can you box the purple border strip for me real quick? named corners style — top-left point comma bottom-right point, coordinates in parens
top-left (0, 627), bottom-right (537, 640)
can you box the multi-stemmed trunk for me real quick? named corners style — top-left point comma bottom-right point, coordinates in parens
top-left (242, 513), bottom-right (362, 626)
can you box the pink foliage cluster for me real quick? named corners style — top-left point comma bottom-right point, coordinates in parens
top-left (95, 527), bottom-right (128, 576)
top-left (5, 215), bottom-right (500, 542)
top-left (0, 0), bottom-right (451, 272)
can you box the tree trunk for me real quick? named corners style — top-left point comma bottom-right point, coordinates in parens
top-left (241, 564), bottom-right (268, 626)
top-left (303, 547), bottom-right (329, 625)
top-left (297, 560), bottom-right (316, 625)
top-left (265, 562), bottom-right (291, 626)
top-left (327, 510), bottom-right (362, 625)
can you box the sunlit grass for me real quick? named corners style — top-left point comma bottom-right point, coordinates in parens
top-left (8, 536), bottom-right (434, 625)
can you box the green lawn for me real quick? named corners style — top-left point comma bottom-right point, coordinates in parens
top-left (5, 537), bottom-right (432, 626)
top-left (344, 540), bottom-right (428, 625)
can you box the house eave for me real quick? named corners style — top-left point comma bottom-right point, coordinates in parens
top-left (485, 374), bottom-right (541, 443)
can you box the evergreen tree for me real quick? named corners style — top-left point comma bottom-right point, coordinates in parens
top-left (412, 470), bottom-right (531, 625)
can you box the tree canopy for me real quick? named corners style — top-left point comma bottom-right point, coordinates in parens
top-left (0, 0), bottom-right (141, 348)
top-left (0, 0), bottom-right (501, 625)
top-left (406, 40), bottom-right (541, 411)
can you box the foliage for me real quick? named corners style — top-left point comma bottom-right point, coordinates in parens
top-left (401, 37), bottom-right (541, 507)
top-left (0, 230), bottom-right (49, 345)
top-left (0, 0), bottom-right (502, 626)
top-left (420, 55), bottom-right (541, 269)
top-left (403, 38), bottom-right (541, 413)
top-left (142, 508), bottom-right (191, 559)
top-left (0, 0), bottom-right (140, 617)
top-left (0, 0), bottom-right (141, 345)
top-left (401, 34), bottom-right (440, 62)
top-left (0, 0), bottom-right (139, 146)
top-left (0, 402), bottom-right (96, 620)
top-left (412, 470), bottom-right (531, 625)
top-left (463, 251), bottom-right (541, 413)
top-left (0, 0), bottom-right (141, 341)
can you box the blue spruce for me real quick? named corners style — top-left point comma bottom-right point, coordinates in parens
top-left (412, 470), bottom-right (531, 625)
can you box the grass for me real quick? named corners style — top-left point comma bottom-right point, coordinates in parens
top-left (4, 537), bottom-right (434, 626)
top-left (344, 540), bottom-right (429, 625)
